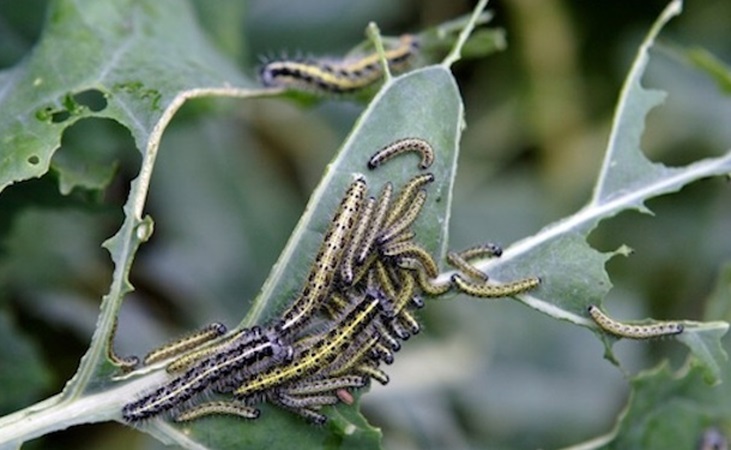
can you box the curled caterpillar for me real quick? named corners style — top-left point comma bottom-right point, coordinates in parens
top-left (368, 138), bottom-right (435, 171)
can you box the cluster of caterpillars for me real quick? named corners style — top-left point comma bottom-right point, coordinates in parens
top-left (121, 138), bottom-right (541, 425)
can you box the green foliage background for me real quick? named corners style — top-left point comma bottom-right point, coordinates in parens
top-left (1, 1), bottom-right (730, 449)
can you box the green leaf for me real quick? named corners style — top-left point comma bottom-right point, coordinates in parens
top-left (123, 5), bottom-right (480, 447)
top-left (581, 358), bottom-right (731, 450)
top-left (0, 0), bottom-right (265, 446)
top-left (0, 0), bottom-right (255, 194)
top-left (561, 270), bottom-right (731, 449)
top-left (600, 265), bottom-right (731, 449)
top-left (676, 322), bottom-right (729, 384)
top-left (452, 0), bottom-right (731, 381)
top-left (0, 0), bottom-right (478, 447)
top-left (2, 0), bottom-right (730, 448)
top-left (245, 67), bottom-right (463, 327)
top-left (612, 361), bottom-right (731, 450)
top-left (139, 49), bottom-right (465, 450)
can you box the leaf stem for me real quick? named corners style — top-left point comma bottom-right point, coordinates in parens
top-left (442, 0), bottom-right (489, 67)
top-left (366, 22), bottom-right (392, 82)
top-left (0, 373), bottom-right (166, 447)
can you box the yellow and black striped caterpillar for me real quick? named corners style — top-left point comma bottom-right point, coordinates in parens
top-left (260, 34), bottom-right (419, 95)
top-left (122, 137), bottom-right (541, 425)
top-left (587, 305), bottom-right (683, 340)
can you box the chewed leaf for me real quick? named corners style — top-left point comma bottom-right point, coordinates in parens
top-left (146, 64), bottom-right (465, 450)
top-left (582, 361), bottom-right (731, 450)
top-left (0, 0), bottom-right (483, 446)
top-left (0, 0), bottom-right (314, 447)
top-left (149, 9), bottom-right (473, 450)
top-left (676, 322), bottom-right (729, 383)
top-left (585, 0), bottom-right (730, 222)
top-left (456, 0), bottom-right (731, 382)
top-left (0, 0), bottom-right (255, 194)
top-left (590, 1), bottom-right (677, 211)
top-left (244, 66), bottom-right (462, 329)
top-left (588, 2), bottom-right (730, 217)
top-left (561, 259), bottom-right (731, 450)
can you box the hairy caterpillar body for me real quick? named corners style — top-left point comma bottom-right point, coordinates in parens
top-left (260, 35), bottom-right (418, 94)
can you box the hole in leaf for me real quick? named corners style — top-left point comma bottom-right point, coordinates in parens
top-left (73, 89), bottom-right (107, 112)
top-left (35, 107), bottom-right (53, 122)
top-left (53, 117), bottom-right (138, 195)
top-left (51, 110), bottom-right (70, 123)
top-left (27, 155), bottom-right (39, 165)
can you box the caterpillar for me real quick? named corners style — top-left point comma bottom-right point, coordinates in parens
top-left (368, 138), bottom-right (435, 171)
top-left (328, 331), bottom-right (386, 375)
top-left (182, 293), bottom-right (387, 424)
top-left (354, 363), bottom-right (389, 385)
top-left (285, 375), bottom-right (368, 397)
top-left (175, 401), bottom-right (259, 422)
top-left (340, 196), bottom-right (376, 286)
top-left (279, 177), bottom-right (367, 334)
top-left (212, 340), bottom-right (372, 422)
top-left (287, 376), bottom-right (374, 416)
top-left (165, 326), bottom-right (258, 374)
top-left (378, 189), bottom-right (428, 245)
top-left (382, 173), bottom-right (434, 230)
top-left (356, 182), bottom-right (392, 265)
top-left (383, 241), bottom-right (440, 279)
top-left (234, 291), bottom-right (383, 398)
top-left (446, 251), bottom-right (487, 281)
top-left (392, 270), bottom-right (416, 315)
top-left (587, 305), bottom-right (684, 339)
top-left (412, 266), bottom-right (452, 296)
top-left (373, 320), bottom-right (402, 352)
top-left (127, 146), bottom-right (464, 426)
top-left (143, 322), bottom-right (227, 366)
top-left (260, 34), bottom-right (418, 95)
top-left (107, 317), bottom-right (139, 372)
top-left (457, 243), bottom-right (503, 260)
top-left (269, 392), bottom-right (337, 425)
top-left (446, 243), bottom-right (504, 282)
top-left (121, 326), bottom-right (290, 422)
top-left (451, 274), bottom-right (540, 298)
top-left (273, 392), bottom-right (340, 410)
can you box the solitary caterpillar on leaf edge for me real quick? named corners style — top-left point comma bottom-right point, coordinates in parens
top-left (587, 305), bottom-right (684, 339)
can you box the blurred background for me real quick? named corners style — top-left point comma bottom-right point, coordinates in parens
top-left (1, 0), bottom-right (730, 448)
